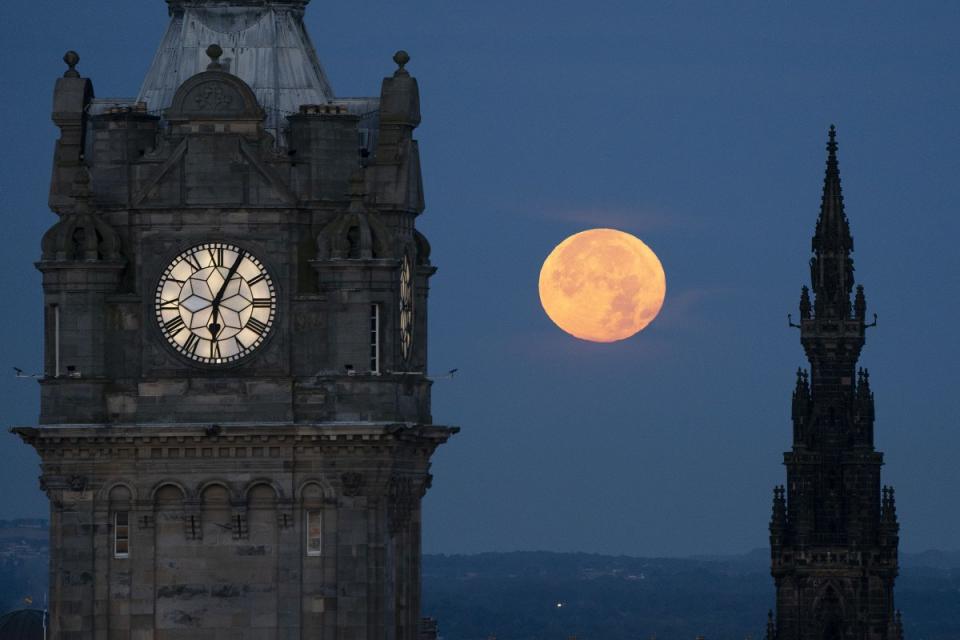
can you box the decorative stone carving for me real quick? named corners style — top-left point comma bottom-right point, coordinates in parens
top-left (40, 167), bottom-right (124, 263)
top-left (164, 52), bottom-right (264, 123)
top-left (186, 81), bottom-right (242, 113)
top-left (316, 172), bottom-right (392, 261)
top-left (341, 472), bottom-right (363, 497)
top-left (68, 475), bottom-right (87, 492)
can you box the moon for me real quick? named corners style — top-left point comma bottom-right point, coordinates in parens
top-left (538, 228), bottom-right (666, 342)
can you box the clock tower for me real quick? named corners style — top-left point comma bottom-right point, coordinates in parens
top-left (14, 2), bottom-right (455, 639)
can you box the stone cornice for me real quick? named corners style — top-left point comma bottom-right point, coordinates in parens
top-left (12, 422), bottom-right (457, 446)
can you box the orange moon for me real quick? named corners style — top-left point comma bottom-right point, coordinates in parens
top-left (538, 228), bottom-right (666, 342)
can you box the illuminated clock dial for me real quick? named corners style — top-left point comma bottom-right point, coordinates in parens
top-left (399, 255), bottom-right (413, 361)
top-left (155, 243), bottom-right (276, 364)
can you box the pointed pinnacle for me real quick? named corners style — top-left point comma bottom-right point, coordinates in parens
top-left (824, 125), bottom-right (840, 190)
top-left (809, 125), bottom-right (855, 311)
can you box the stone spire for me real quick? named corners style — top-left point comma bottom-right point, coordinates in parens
top-left (798, 127), bottom-right (870, 399)
top-left (809, 125), bottom-right (855, 319)
top-left (138, 0), bottom-right (334, 139)
top-left (769, 127), bottom-right (904, 639)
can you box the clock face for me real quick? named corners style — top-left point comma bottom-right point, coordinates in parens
top-left (155, 243), bottom-right (277, 364)
top-left (399, 255), bottom-right (413, 361)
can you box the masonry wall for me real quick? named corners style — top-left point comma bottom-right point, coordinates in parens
top-left (28, 425), bottom-right (445, 640)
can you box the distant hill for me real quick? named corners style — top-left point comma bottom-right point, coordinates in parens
top-left (422, 551), bottom-right (772, 639)
top-left (422, 551), bottom-right (960, 640)
top-left (1, 521), bottom-right (958, 639)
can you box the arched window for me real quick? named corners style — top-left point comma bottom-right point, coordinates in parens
top-left (301, 483), bottom-right (326, 557)
top-left (109, 485), bottom-right (132, 559)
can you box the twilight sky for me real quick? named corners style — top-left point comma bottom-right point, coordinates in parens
top-left (1, 0), bottom-right (958, 557)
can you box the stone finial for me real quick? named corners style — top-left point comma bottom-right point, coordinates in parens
top-left (393, 50), bottom-right (410, 76)
top-left (206, 44), bottom-right (224, 71)
top-left (63, 50), bottom-right (80, 78)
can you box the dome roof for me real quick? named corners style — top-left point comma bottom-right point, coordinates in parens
top-left (138, 0), bottom-right (334, 139)
top-left (0, 609), bottom-right (46, 640)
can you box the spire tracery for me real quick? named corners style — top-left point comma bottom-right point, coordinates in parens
top-left (810, 125), bottom-right (855, 319)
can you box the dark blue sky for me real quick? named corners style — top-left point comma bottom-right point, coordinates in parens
top-left (1, 1), bottom-right (958, 556)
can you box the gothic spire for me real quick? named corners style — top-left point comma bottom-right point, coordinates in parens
top-left (772, 127), bottom-right (902, 640)
top-left (809, 125), bottom-right (855, 318)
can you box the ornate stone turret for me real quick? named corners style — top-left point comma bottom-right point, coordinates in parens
top-left (768, 127), bottom-right (904, 640)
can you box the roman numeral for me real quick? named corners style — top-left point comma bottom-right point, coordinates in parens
top-left (208, 247), bottom-right (225, 266)
top-left (164, 316), bottom-right (185, 336)
top-left (235, 335), bottom-right (247, 351)
top-left (247, 318), bottom-right (269, 336)
top-left (247, 273), bottom-right (266, 286)
top-left (184, 253), bottom-right (203, 271)
top-left (159, 299), bottom-right (179, 310)
top-left (184, 333), bottom-right (201, 355)
top-left (212, 341), bottom-right (222, 359)
top-left (252, 298), bottom-right (272, 308)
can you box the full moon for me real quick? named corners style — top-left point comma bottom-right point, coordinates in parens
top-left (538, 228), bottom-right (666, 342)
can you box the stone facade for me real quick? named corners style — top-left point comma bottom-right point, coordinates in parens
top-left (766, 128), bottom-right (903, 640)
top-left (14, 2), bottom-right (455, 639)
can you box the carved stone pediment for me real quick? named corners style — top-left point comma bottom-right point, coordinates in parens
top-left (185, 80), bottom-right (244, 114)
top-left (165, 70), bottom-right (264, 123)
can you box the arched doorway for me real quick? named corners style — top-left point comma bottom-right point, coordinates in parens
top-left (815, 585), bottom-right (846, 640)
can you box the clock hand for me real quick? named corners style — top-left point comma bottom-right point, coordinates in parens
top-left (208, 305), bottom-right (222, 339)
top-left (208, 250), bottom-right (246, 338)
